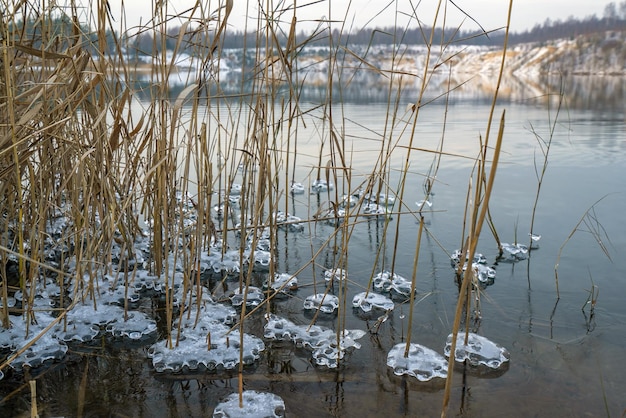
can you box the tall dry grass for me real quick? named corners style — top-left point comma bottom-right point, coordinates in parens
top-left (0, 0), bottom-right (514, 415)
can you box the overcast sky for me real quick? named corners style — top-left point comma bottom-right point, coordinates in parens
top-left (106, 0), bottom-right (616, 33)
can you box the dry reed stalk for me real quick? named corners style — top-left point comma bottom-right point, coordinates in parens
top-left (439, 2), bottom-right (513, 414)
top-left (29, 379), bottom-right (38, 418)
top-left (0, 1), bottom-right (527, 416)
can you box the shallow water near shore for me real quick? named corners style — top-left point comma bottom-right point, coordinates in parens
top-left (1, 79), bottom-right (625, 417)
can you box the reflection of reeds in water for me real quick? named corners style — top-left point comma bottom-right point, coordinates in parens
top-left (1, 0), bottom-right (519, 415)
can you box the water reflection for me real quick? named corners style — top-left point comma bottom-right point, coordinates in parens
top-left (130, 68), bottom-right (626, 114)
top-left (2, 76), bottom-right (625, 417)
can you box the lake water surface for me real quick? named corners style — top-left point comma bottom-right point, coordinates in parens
top-left (1, 77), bottom-right (625, 417)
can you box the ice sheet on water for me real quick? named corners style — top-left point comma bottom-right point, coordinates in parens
top-left (14, 283), bottom-right (61, 310)
top-left (387, 342), bottom-right (448, 381)
top-left (340, 194), bottom-right (358, 208)
top-left (529, 233), bottom-right (541, 249)
top-left (290, 182), bottom-right (305, 194)
top-left (96, 274), bottom-right (142, 307)
top-left (303, 293), bottom-right (339, 314)
top-left (500, 243), bottom-right (529, 261)
top-left (230, 286), bottom-right (265, 308)
top-left (473, 264), bottom-right (496, 284)
top-left (132, 269), bottom-right (164, 294)
top-left (263, 273), bottom-right (298, 297)
top-left (273, 211), bottom-right (304, 232)
top-left (229, 183), bottom-right (242, 195)
top-left (311, 179), bottom-right (334, 193)
top-left (0, 296), bottom-right (16, 309)
top-left (450, 249), bottom-right (495, 284)
top-left (0, 311), bottom-right (69, 370)
top-left (148, 321), bottom-right (265, 373)
top-left (364, 192), bottom-right (395, 206)
top-left (444, 332), bottom-right (510, 369)
top-left (203, 249), bottom-right (242, 275)
top-left (372, 271), bottom-right (414, 297)
top-left (352, 291), bottom-right (395, 313)
top-left (416, 199), bottom-right (433, 209)
top-left (450, 249), bottom-right (487, 267)
top-left (363, 203), bottom-right (390, 216)
top-left (185, 295), bottom-right (238, 326)
top-left (251, 250), bottom-right (272, 271)
top-left (264, 314), bottom-right (365, 368)
top-left (213, 390), bottom-right (285, 418)
top-left (324, 268), bottom-right (347, 284)
top-left (106, 310), bottom-right (158, 341)
top-left (317, 207), bottom-right (345, 226)
top-left (55, 303), bottom-right (157, 343)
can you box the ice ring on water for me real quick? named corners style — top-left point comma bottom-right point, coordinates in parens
top-left (444, 332), bottom-right (510, 369)
top-left (264, 314), bottom-right (365, 368)
top-left (324, 268), bottom-right (346, 284)
top-left (372, 271), bottom-right (414, 297)
top-left (263, 272), bottom-right (298, 298)
top-left (451, 249), bottom-right (495, 284)
top-left (386, 342), bottom-right (448, 381)
top-left (311, 179), bottom-right (334, 193)
top-left (352, 291), bottom-right (394, 313)
top-left (500, 242), bottom-right (529, 261)
top-left (213, 390), bottom-right (285, 418)
top-left (303, 293), bottom-right (339, 314)
top-left (230, 286), bottom-right (265, 308)
top-left (290, 182), bottom-right (305, 194)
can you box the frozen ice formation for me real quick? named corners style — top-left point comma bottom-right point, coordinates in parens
top-left (529, 233), bottom-right (541, 249)
top-left (0, 311), bottom-right (69, 370)
top-left (230, 286), bottom-right (265, 308)
top-left (318, 207), bottom-right (346, 226)
top-left (213, 390), bottom-right (285, 418)
top-left (251, 250), bottom-right (272, 271)
top-left (311, 179), bottom-right (334, 193)
top-left (387, 342), bottom-right (448, 381)
top-left (365, 192), bottom-right (395, 206)
top-left (340, 194), bottom-right (358, 208)
top-left (273, 211), bottom-right (304, 232)
top-left (352, 291), bottom-right (395, 313)
top-left (324, 268), bottom-right (347, 284)
top-left (416, 199), bottom-right (433, 209)
top-left (131, 269), bottom-right (166, 294)
top-left (106, 310), bottom-right (158, 341)
top-left (55, 303), bottom-right (156, 343)
top-left (372, 271), bottom-right (414, 297)
top-left (229, 183), bottom-right (242, 195)
top-left (473, 264), bottom-right (496, 284)
top-left (362, 203), bottom-right (390, 217)
top-left (444, 332), bottom-right (510, 369)
top-left (148, 306), bottom-right (265, 373)
top-left (303, 293), bottom-right (339, 314)
top-left (264, 314), bottom-right (365, 368)
top-left (500, 242), bottom-right (529, 261)
top-left (450, 249), bottom-right (487, 267)
top-left (290, 182), bottom-right (305, 194)
top-left (2, 280), bottom-right (160, 373)
top-left (149, 323), bottom-right (264, 372)
top-left (451, 249), bottom-right (495, 284)
top-left (0, 296), bottom-right (16, 309)
top-left (264, 273), bottom-right (298, 297)
top-left (187, 295), bottom-right (238, 326)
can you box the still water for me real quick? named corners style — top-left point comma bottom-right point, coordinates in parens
top-left (1, 78), bottom-right (625, 417)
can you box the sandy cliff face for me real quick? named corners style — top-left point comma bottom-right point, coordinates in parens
top-left (449, 31), bottom-right (626, 76)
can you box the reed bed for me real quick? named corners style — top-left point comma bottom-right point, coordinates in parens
top-left (0, 0), bottom-right (518, 416)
